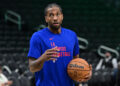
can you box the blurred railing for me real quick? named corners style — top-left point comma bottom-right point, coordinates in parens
top-left (4, 10), bottom-right (22, 31)
top-left (98, 45), bottom-right (119, 58)
top-left (77, 36), bottom-right (89, 50)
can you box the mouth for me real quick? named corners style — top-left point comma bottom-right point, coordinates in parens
top-left (53, 23), bottom-right (59, 26)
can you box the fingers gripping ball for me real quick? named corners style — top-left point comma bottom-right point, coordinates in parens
top-left (67, 58), bottom-right (92, 82)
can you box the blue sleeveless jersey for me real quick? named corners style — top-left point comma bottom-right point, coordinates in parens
top-left (28, 27), bottom-right (79, 86)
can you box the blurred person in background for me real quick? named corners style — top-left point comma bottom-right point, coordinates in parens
top-left (0, 65), bottom-right (13, 86)
top-left (115, 61), bottom-right (120, 86)
top-left (95, 52), bottom-right (118, 70)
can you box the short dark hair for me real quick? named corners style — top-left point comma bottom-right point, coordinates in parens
top-left (44, 3), bottom-right (62, 16)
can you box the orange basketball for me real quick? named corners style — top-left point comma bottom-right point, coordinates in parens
top-left (67, 58), bottom-right (92, 82)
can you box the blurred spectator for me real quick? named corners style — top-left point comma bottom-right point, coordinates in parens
top-left (95, 52), bottom-right (118, 70)
top-left (116, 61), bottom-right (120, 86)
top-left (0, 65), bottom-right (13, 86)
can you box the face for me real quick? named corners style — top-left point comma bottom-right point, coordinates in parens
top-left (105, 52), bottom-right (111, 58)
top-left (45, 6), bottom-right (63, 30)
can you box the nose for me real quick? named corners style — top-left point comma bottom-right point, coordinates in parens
top-left (53, 15), bottom-right (58, 20)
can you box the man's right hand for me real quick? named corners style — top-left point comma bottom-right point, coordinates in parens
top-left (29, 47), bottom-right (60, 72)
top-left (41, 47), bottom-right (60, 61)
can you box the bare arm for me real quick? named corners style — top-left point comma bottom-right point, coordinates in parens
top-left (29, 47), bottom-right (59, 73)
top-left (29, 57), bottom-right (45, 73)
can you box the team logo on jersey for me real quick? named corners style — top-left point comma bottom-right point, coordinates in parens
top-left (50, 41), bottom-right (70, 57)
top-left (51, 42), bottom-right (55, 47)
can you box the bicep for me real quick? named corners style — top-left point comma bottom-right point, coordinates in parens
top-left (28, 33), bottom-right (41, 59)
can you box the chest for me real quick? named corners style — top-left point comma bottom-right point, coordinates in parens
top-left (41, 35), bottom-right (75, 54)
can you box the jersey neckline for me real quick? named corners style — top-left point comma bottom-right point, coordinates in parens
top-left (46, 27), bottom-right (63, 35)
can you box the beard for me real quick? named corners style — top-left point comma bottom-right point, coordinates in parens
top-left (49, 23), bottom-right (61, 30)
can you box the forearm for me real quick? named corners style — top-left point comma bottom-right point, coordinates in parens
top-left (29, 47), bottom-right (59, 73)
top-left (29, 56), bottom-right (46, 73)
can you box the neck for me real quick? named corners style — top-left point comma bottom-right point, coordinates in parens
top-left (48, 26), bottom-right (61, 34)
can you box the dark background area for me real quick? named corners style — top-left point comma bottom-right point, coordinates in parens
top-left (1, 0), bottom-right (120, 49)
top-left (0, 0), bottom-right (120, 86)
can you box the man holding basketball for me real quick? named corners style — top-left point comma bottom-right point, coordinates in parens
top-left (28, 3), bottom-right (89, 86)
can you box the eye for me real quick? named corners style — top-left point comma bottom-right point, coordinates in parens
top-left (57, 13), bottom-right (60, 16)
top-left (49, 13), bottom-right (54, 17)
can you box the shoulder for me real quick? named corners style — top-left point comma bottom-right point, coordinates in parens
top-left (112, 58), bottom-right (117, 62)
top-left (62, 27), bottom-right (75, 33)
top-left (31, 28), bottom-right (48, 39)
top-left (37, 28), bottom-right (48, 34)
top-left (62, 27), bottom-right (77, 36)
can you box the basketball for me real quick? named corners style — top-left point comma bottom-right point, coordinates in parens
top-left (67, 58), bottom-right (92, 82)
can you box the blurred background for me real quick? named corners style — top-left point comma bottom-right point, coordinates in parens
top-left (0, 0), bottom-right (120, 86)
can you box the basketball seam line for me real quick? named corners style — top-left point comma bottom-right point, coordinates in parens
top-left (67, 69), bottom-right (91, 71)
top-left (69, 60), bottom-right (90, 67)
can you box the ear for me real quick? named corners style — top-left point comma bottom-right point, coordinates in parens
top-left (61, 14), bottom-right (64, 21)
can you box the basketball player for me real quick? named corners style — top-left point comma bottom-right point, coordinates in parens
top-left (28, 3), bottom-right (88, 86)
